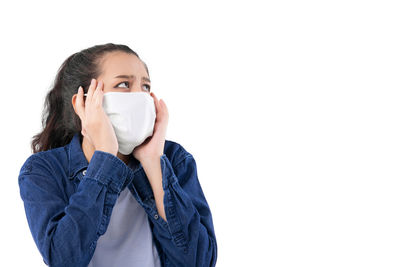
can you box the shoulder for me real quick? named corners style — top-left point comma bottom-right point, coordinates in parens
top-left (164, 139), bottom-right (195, 167)
top-left (163, 140), bottom-right (200, 187)
top-left (18, 147), bottom-right (71, 205)
top-left (19, 146), bottom-right (68, 180)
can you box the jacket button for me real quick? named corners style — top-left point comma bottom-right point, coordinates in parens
top-left (154, 214), bottom-right (159, 220)
top-left (82, 170), bottom-right (87, 176)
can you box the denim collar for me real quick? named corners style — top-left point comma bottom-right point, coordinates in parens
top-left (66, 133), bottom-right (164, 207)
top-left (67, 133), bottom-right (143, 179)
top-left (67, 133), bottom-right (89, 179)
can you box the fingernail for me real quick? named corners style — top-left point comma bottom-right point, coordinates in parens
top-left (91, 78), bottom-right (95, 84)
top-left (78, 86), bottom-right (82, 92)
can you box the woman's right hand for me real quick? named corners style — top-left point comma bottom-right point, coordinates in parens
top-left (75, 78), bottom-right (118, 156)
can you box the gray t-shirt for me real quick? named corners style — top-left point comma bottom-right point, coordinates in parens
top-left (87, 165), bottom-right (161, 267)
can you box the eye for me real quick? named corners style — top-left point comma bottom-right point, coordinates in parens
top-left (115, 81), bottom-right (129, 88)
top-left (143, 84), bottom-right (151, 92)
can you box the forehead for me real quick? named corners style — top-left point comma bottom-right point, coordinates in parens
top-left (98, 51), bottom-right (147, 77)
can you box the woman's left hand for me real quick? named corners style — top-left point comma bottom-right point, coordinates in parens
top-left (132, 92), bottom-right (169, 163)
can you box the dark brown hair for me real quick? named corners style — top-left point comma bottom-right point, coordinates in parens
top-left (31, 43), bottom-right (149, 153)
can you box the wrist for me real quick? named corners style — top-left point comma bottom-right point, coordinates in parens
top-left (140, 154), bottom-right (162, 164)
top-left (95, 146), bottom-right (118, 156)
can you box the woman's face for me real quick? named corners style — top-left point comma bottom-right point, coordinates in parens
top-left (96, 51), bottom-right (151, 94)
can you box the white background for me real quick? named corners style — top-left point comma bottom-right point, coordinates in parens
top-left (1, 1), bottom-right (399, 266)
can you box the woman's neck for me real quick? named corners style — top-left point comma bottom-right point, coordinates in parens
top-left (81, 136), bottom-right (130, 165)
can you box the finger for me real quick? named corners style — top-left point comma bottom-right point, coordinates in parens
top-left (160, 99), bottom-right (168, 114)
top-left (94, 80), bottom-right (104, 107)
top-left (150, 92), bottom-right (160, 113)
top-left (157, 99), bottom-right (168, 123)
top-left (92, 80), bottom-right (100, 104)
top-left (154, 94), bottom-right (166, 116)
top-left (75, 86), bottom-right (85, 119)
top-left (86, 78), bottom-right (97, 104)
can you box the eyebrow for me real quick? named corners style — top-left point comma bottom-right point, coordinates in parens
top-left (114, 75), bottom-right (151, 83)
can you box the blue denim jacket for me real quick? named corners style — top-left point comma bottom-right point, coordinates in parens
top-left (18, 133), bottom-right (217, 267)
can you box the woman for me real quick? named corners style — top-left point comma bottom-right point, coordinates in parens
top-left (18, 43), bottom-right (217, 267)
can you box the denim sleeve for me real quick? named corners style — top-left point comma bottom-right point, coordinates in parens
top-left (18, 150), bottom-right (133, 267)
top-left (140, 153), bottom-right (218, 266)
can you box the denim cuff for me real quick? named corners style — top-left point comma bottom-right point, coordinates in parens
top-left (85, 150), bottom-right (133, 193)
top-left (160, 154), bottom-right (179, 190)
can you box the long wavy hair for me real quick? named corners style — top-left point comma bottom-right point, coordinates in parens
top-left (31, 43), bottom-right (149, 153)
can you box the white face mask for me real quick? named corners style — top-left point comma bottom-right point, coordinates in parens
top-left (102, 92), bottom-right (156, 155)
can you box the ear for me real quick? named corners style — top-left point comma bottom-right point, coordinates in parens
top-left (71, 94), bottom-right (79, 115)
